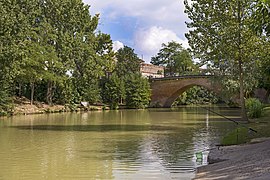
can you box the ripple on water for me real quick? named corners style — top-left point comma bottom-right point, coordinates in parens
top-left (0, 107), bottom-right (239, 180)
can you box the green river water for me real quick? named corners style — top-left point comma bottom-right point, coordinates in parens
top-left (0, 106), bottom-right (240, 180)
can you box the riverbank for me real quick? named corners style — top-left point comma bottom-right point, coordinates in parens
top-left (11, 97), bottom-right (105, 116)
top-left (194, 107), bottom-right (270, 180)
top-left (194, 138), bottom-right (270, 180)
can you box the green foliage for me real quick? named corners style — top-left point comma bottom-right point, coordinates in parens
top-left (184, 0), bottom-right (269, 121)
top-left (151, 41), bottom-right (195, 76)
top-left (115, 46), bottom-right (141, 77)
top-left (173, 86), bottom-right (219, 106)
top-left (0, 80), bottom-right (12, 116)
top-left (101, 45), bottom-right (151, 109)
top-left (103, 73), bottom-right (125, 109)
top-left (245, 98), bottom-right (264, 118)
top-left (253, 0), bottom-right (270, 36)
top-left (257, 41), bottom-right (270, 98)
top-left (125, 74), bottom-right (151, 109)
top-left (0, 0), bottom-right (115, 111)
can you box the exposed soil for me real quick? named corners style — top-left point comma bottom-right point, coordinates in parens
top-left (12, 96), bottom-right (67, 115)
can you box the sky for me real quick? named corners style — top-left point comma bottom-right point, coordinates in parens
top-left (82, 0), bottom-right (190, 63)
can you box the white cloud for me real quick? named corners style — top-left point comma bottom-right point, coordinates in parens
top-left (83, 0), bottom-right (192, 63)
top-left (112, 41), bottom-right (124, 52)
top-left (135, 26), bottom-right (189, 62)
top-left (84, 0), bottom-right (189, 38)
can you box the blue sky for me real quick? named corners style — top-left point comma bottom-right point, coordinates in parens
top-left (83, 0), bottom-right (190, 63)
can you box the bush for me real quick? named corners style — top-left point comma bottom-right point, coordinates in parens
top-left (245, 98), bottom-right (264, 118)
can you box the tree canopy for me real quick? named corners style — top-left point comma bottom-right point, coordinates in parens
top-left (151, 41), bottom-right (195, 76)
top-left (253, 0), bottom-right (270, 35)
top-left (102, 46), bottom-right (151, 109)
top-left (115, 46), bottom-right (141, 77)
top-left (0, 0), bottom-right (116, 112)
top-left (184, 0), bottom-right (270, 121)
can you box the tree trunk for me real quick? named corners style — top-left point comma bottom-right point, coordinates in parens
top-left (238, 60), bottom-right (248, 122)
top-left (30, 82), bottom-right (34, 105)
top-left (46, 81), bottom-right (53, 105)
top-left (237, 0), bottom-right (248, 122)
top-left (18, 82), bottom-right (22, 97)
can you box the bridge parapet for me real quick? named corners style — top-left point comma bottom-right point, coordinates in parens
top-left (150, 75), bottom-right (214, 81)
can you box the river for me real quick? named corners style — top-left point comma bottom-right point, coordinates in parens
top-left (0, 106), bottom-right (240, 180)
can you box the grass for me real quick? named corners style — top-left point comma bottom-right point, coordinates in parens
top-left (221, 105), bottom-right (270, 146)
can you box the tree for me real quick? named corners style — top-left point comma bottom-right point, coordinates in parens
top-left (115, 46), bottom-right (141, 77)
top-left (0, 0), bottom-right (41, 105)
top-left (0, 0), bottom-right (20, 110)
top-left (103, 73), bottom-right (125, 109)
top-left (184, 0), bottom-right (267, 121)
top-left (38, 0), bottom-right (114, 104)
top-left (39, 0), bottom-right (98, 104)
top-left (258, 41), bottom-right (270, 100)
top-left (0, 78), bottom-right (12, 115)
top-left (253, 0), bottom-right (270, 101)
top-left (125, 74), bottom-right (151, 109)
top-left (151, 41), bottom-right (194, 76)
top-left (253, 0), bottom-right (270, 35)
top-left (0, 0), bottom-right (115, 111)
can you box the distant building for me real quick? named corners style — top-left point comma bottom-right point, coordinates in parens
top-left (140, 61), bottom-right (164, 78)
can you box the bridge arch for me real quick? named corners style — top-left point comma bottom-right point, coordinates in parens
top-left (150, 76), bottom-right (220, 107)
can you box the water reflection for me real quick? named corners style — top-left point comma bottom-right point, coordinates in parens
top-left (12, 124), bottom-right (181, 132)
top-left (0, 107), bottom-right (239, 179)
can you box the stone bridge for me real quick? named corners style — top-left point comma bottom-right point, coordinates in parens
top-left (150, 75), bottom-right (221, 107)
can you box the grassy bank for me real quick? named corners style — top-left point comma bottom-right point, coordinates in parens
top-left (222, 105), bottom-right (270, 145)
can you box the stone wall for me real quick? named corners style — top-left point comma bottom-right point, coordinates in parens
top-left (140, 63), bottom-right (164, 78)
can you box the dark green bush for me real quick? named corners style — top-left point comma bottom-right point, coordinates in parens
top-left (245, 98), bottom-right (264, 118)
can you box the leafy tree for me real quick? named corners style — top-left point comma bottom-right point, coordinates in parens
top-left (253, 0), bottom-right (270, 36)
top-left (39, 0), bottom-right (98, 104)
top-left (257, 42), bottom-right (270, 100)
top-left (95, 33), bottom-right (116, 73)
top-left (0, 1), bottom-right (16, 111)
top-left (115, 46), bottom-right (141, 77)
top-left (184, 0), bottom-right (267, 121)
top-left (103, 73), bottom-right (125, 109)
top-left (253, 0), bottom-right (270, 101)
top-left (0, 79), bottom-right (12, 115)
top-left (0, 0), bottom-right (116, 113)
top-left (151, 41), bottom-right (194, 76)
top-left (101, 45), bottom-right (151, 109)
top-left (0, 0), bottom-right (40, 106)
top-left (38, 0), bottom-right (114, 104)
top-left (125, 74), bottom-right (151, 109)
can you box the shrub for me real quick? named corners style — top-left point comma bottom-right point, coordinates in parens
top-left (245, 98), bottom-right (264, 119)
